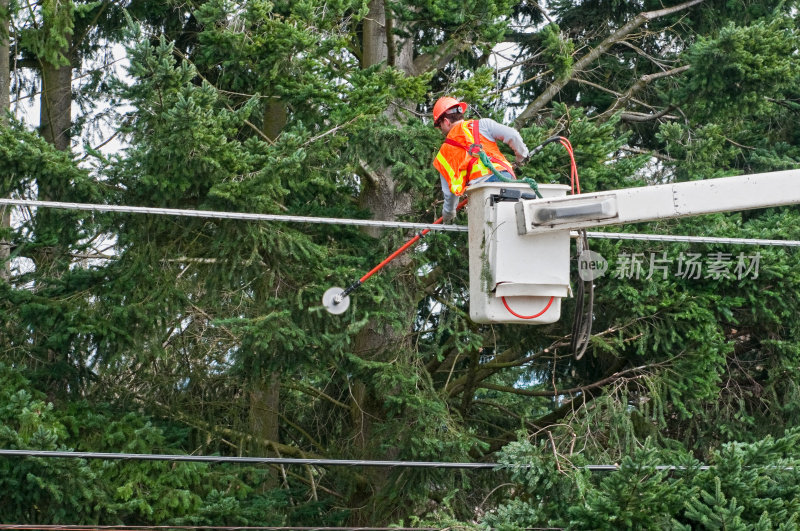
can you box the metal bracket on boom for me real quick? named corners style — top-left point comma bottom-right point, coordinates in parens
top-left (489, 188), bottom-right (538, 206)
top-left (516, 194), bottom-right (618, 233)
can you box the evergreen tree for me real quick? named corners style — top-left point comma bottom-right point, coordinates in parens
top-left (1, 0), bottom-right (800, 526)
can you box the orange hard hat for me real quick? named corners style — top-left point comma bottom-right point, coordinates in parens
top-left (432, 97), bottom-right (467, 124)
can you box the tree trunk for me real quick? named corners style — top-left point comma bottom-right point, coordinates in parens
top-left (249, 371), bottom-right (281, 452)
top-left (39, 61), bottom-right (72, 153)
top-left (348, 0), bottom-right (420, 523)
top-left (361, 0), bottom-right (388, 67)
top-left (351, 0), bottom-right (416, 448)
top-left (0, 0), bottom-right (10, 280)
top-left (0, 0), bottom-right (8, 121)
top-left (35, 8), bottom-right (74, 396)
top-left (263, 100), bottom-right (287, 141)
top-left (248, 371), bottom-right (281, 488)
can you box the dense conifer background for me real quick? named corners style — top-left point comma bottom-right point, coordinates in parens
top-left (1, 0), bottom-right (799, 527)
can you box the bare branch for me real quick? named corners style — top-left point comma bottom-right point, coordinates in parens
top-left (413, 34), bottom-right (473, 74)
top-left (620, 145), bottom-right (676, 162)
top-left (724, 136), bottom-right (756, 150)
top-left (302, 115), bottom-right (361, 147)
top-left (284, 381), bottom-right (350, 410)
top-left (620, 109), bottom-right (679, 122)
top-left (514, 0), bottom-right (706, 127)
top-left (596, 65), bottom-right (690, 121)
top-left (477, 361), bottom-right (668, 398)
top-left (575, 77), bottom-right (657, 111)
top-left (614, 39), bottom-right (679, 70)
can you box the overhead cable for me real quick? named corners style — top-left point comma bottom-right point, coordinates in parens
top-left (0, 449), bottom-right (495, 469)
top-left (0, 526), bottom-right (437, 531)
top-left (2, 198), bottom-right (799, 247)
top-left (9, 449), bottom-right (796, 474)
top-left (0, 198), bottom-right (466, 233)
top-left (0, 448), bottom-right (743, 472)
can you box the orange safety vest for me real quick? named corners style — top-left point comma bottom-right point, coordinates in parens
top-left (433, 120), bottom-right (516, 196)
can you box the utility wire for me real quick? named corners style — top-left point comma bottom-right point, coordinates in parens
top-left (0, 198), bottom-right (466, 233)
top-left (2, 198), bottom-right (799, 247)
top-left (0, 448), bottom-right (743, 471)
top-left (0, 527), bottom-right (438, 531)
top-left (10, 449), bottom-right (798, 475)
top-left (0, 449), bottom-right (496, 469)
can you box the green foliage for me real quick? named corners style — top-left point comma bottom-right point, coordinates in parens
top-left (4, 0), bottom-right (800, 527)
top-left (0, 365), bottom-right (107, 524)
top-left (539, 23), bottom-right (574, 79)
top-left (681, 17), bottom-right (800, 121)
top-left (17, 0), bottom-right (75, 66)
top-left (0, 363), bottom-right (300, 525)
top-left (486, 429), bottom-right (800, 528)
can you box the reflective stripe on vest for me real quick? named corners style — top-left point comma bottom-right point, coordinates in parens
top-left (435, 152), bottom-right (464, 194)
top-left (433, 120), bottom-right (515, 196)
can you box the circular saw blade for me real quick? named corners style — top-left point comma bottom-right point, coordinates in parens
top-left (322, 286), bottom-right (350, 315)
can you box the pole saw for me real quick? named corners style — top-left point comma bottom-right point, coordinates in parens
top-left (322, 199), bottom-right (469, 314)
top-left (321, 136), bottom-right (568, 315)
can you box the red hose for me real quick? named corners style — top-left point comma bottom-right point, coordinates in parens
top-left (501, 295), bottom-right (555, 319)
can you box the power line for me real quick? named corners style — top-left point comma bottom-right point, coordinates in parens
top-left (8, 449), bottom-right (796, 477)
top-left (0, 449), bottom-right (733, 472)
top-left (0, 527), bottom-right (438, 531)
top-left (2, 198), bottom-right (799, 247)
top-left (0, 449), bottom-right (496, 469)
top-left (0, 198), bottom-right (466, 233)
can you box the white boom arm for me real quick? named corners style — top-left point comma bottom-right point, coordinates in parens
top-left (515, 169), bottom-right (800, 235)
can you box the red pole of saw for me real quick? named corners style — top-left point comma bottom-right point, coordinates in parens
top-left (323, 199), bottom-right (469, 314)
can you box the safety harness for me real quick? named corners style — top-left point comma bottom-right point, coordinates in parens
top-left (443, 120), bottom-right (543, 198)
top-left (443, 120), bottom-right (515, 186)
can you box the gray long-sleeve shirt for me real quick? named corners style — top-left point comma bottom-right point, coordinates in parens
top-left (439, 118), bottom-right (529, 217)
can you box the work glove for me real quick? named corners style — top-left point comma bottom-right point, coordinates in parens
top-left (442, 210), bottom-right (456, 224)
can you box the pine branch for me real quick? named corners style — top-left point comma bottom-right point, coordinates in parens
top-left (171, 48), bottom-right (275, 145)
top-left (145, 398), bottom-right (308, 457)
top-left (476, 362), bottom-right (652, 397)
top-left (514, 0), bottom-right (706, 127)
top-left (445, 338), bottom-right (566, 397)
top-left (473, 399), bottom-right (541, 432)
top-left (620, 108), bottom-right (679, 122)
top-left (284, 381), bottom-right (349, 410)
top-left (412, 32), bottom-right (473, 74)
top-left (445, 344), bottom-right (524, 397)
top-left (595, 65), bottom-right (690, 121)
top-left (479, 359), bottom-right (629, 455)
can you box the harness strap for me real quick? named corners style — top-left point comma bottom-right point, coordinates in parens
top-left (441, 120), bottom-right (543, 198)
top-left (444, 121), bottom-right (516, 179)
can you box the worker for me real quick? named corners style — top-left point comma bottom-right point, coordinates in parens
top-left (432, 97), bottom-right (530, 223)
